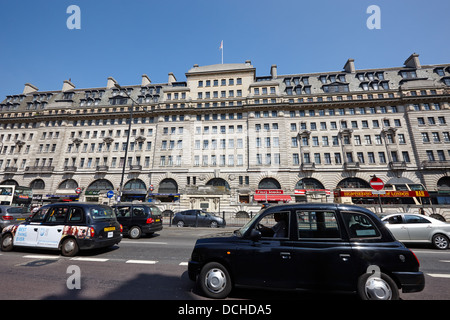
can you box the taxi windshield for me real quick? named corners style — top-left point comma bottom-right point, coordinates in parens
top-left (235, 209), bottom-right (264, 237)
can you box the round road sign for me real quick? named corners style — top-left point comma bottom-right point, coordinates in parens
top-left (370, 176), bottom-right (384, 191)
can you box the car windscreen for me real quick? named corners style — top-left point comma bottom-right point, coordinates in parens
top-left (90, 206), bottom-right (116, 221)
top-left (235, 209), bottom-right (264, 237)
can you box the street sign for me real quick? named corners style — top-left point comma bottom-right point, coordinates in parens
top-left (106, 190), bottom-right (115, 198)
top-left (75, 187), bottom-right (82, 194)
top-left (370, 176), bottom-right (384, 191)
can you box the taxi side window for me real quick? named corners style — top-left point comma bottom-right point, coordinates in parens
top-left (132, 207), bottom-right (145, 217)
top-left (117, 206), bottom-right (131, 217)
top-left (68, 207), bottom-right (84, 223)
top-left (297, 211), bottom-right (341, 239)
top-left (30, 207), bottom-right (49, 222)
top-left (45, 207), bottom-right (69, 223)
top-left (342, 211), bottom-right (380, 239)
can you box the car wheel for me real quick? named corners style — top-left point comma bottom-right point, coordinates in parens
top-left (198, 262), bottom-right (232, 299)
top-left (129, 226), bottom-right (142, 239)
top-left (432, 233), bottom-right (449, 250)
top-left (177, 220), bottom-right (185, 228)
top-left (210, 221), bottom-right (218, 228)
top-left (357, 272), bottom-right (399, 300)
top-left (1, 233), bottom-right (14, 252)
top-left (61, 237), bottom-right (79, 257)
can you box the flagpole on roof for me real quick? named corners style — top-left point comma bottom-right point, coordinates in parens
top-left (220, 40), bottom-right (223, 64)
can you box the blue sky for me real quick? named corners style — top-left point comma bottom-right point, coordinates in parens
top-left (0, 0), bottom-right (449, 99)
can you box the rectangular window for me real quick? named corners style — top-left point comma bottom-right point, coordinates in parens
top-left (297, 211), bottom-right (341, 239)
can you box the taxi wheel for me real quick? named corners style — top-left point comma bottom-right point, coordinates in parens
top-left (1, 233), bottom-right (13, 252)
top-left (198, 262), bottom-right (232, 299)
top-left (129, 226), bottom-right (142, 239)
top-left (61, 238), bottom-right (79, 257)
top-left (357, 272), bottom-right (399, 300)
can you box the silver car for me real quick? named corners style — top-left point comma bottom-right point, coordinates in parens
top-left (382, 213), bottom-right (450, 250)
top-left (0, 206), bottom-right (30, 231)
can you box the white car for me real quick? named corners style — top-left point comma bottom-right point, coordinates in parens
top-left (381, 213), bottom-right (450, 250)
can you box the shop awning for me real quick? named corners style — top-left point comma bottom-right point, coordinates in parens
top-left (254, 194), bottom-right (292, 202)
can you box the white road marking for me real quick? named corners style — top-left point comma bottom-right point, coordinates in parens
top-left (126, 260), bottom-right (158, 264)
top-left (70, 257), bottom-right (109, 262)
top-left (23, 255), bottom-right (60, 259)
top-left (427, 273), bottom-right (450, 279)
top-left (121, 241), bottom-right (168, 245)
top-left (179, 262), bottom-right (188, 266)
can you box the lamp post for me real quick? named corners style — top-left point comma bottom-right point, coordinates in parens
top-left (114, 83), bottom-right (139, 203)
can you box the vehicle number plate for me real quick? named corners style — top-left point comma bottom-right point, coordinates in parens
top-left (16, 218), bottom-right (25, 221)
top-left (155, 219), bottom-right (160, 222)
top-left (107, 232), bottom-right (113, 238)
top-left (104, 227), bottom-right (115, 232)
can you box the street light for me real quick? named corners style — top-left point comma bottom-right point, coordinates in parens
top-left (114, 82), bottom-right (139, 203)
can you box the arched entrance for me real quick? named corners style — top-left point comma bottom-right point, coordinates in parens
top-left (294, 178), bottom-right (329, 203)
top-left (150, 178), bottom-right (180, 203)
top-left (436, 177), bottom-right (450, 204)
top-left (255, 178), bottom-right (291, 203)
top-left (86, 179), bottom-right (114, 202)
top-left (122, 179), bottom-right (147, 202)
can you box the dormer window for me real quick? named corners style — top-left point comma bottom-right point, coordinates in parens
top-left (400, 70), bottom-right (417, 79)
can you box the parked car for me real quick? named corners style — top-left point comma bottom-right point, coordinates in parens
top-left (188, 203), bottom-right (424, 300)
top-left (172, 210), bottom-right (226, 228)
top-left (381, 213), bottom-right (450, 250)
top-left (1, 203), bottom-right (122, 256)
top-left (0, 205), bottom-right (30, 231)
top-left (112, 203), bottom-right (163, 239)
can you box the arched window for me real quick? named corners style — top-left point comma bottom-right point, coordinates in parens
top-left (158, 179), bottom-right (178, 194)
top-left (1, 179), bottom-right (18, 186)
top-left (124, 179), bottom-right (146, 191)
top-left (58, 179), bottom-right (78, 189)
top-left (206, 178), bottom-right (230, 191)
top-left (30, 179), bottom-right (45, 190)
top-left (295, 178), bottom-right (325, 190)
top-left (258, 178), bottom-right (281, 189)
top-left (87, 179), bottom-right (113, 191)
top-left (337, 178), bottom-right (370, 189)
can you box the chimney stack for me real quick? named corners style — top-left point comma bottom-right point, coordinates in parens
top-left (62, 80), bottom-right (76, 92)
top-left (343, 59), bottom-right (356, 73)
top-left (141, 74), bottom-right (151, 86)
top-left (23, 83), bottom-right (38, 95)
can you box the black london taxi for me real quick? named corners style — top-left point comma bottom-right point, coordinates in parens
top-left (188, 203), bottom-right (425, 300)
top-left (112, 203), bottom-right (163, 239)
top-left (1, 203), bottom-right (122, 256)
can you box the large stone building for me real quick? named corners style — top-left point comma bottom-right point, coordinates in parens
top-left (1, 53), bottom-right (450, 218)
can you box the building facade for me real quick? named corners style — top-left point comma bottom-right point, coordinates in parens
top-left (1, 53), bottom-right (450, 218)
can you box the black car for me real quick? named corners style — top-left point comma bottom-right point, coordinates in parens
top-left (188, 203), bottom-right (425, 300)
top-left (172, 210), bottom-right (226, 228)
top-left (113, 203), bottom-right (163, 239)
top-left (1, 203), bottom-right (122, 257)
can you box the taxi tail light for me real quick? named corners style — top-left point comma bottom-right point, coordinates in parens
top-left (409, 248), bottom-right (420, 267)
top-left (89, 227), bottom-right (95, 237)
top-left (146, 218), bottom-right (154, 224)
top-left (1, 215), bottom-right (13, 221)
top-left (120, 224), bottom-right (123, 233)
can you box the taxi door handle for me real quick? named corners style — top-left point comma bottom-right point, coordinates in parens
top-left (280, 252), bottom-right (291, 259)
top-left (33, 228), bottom-right (38, 232)
top-left (340, 254), bottom-right (351, 262)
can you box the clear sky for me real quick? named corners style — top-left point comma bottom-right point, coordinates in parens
top-left (0, 0), bottom-right (449, 99)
